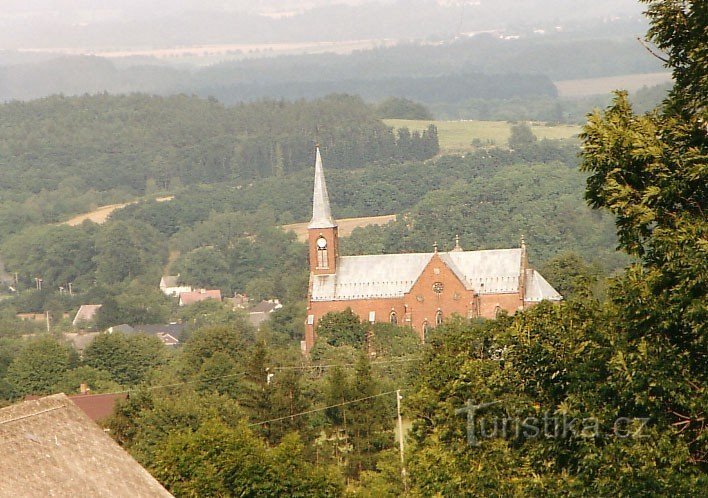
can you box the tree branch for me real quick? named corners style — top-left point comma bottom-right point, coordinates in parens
top-left (637, 37), bottom-right (670, 63)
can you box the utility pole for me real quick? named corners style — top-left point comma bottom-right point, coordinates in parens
top-left (396, 389), bottom-right (408, 493)
top-left (68, 282), bottom-right (73, 296)
top-left (45, 311), bottom-right (50, 332)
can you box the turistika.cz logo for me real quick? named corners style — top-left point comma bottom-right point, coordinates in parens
top-left (456, 399), bottom-right (650, 446)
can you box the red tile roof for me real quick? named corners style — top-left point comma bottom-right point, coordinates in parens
top-left (68, 392), bottom-right (128, 422)
top-left (178, 289), bottom-right (221, 306)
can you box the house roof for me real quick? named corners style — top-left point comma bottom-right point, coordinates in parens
top-left (310, 249), bottom-right (562, 302)
top-left (155, 333), bottom-right (180, 346)
top-left (0, 394), bottom-right (172, 497)
top-left (178, 289), bottom-right (221, 306)
top-left (72, 304), bottom-right (102, 326)
top-left (308, 146), bottom-right (337, 229)
top-left (133, 323), bottom-right (186, 336)
top-left (68, 392), bottom-right (128, 422)
top-left (109, 324), bottom-right (136, 334)
top-left (63, 332), bottom-right (101, 351)
top-left (160, 276), bottom-right (180, 288)
top-left (250, 300), bottom-right (283, 314)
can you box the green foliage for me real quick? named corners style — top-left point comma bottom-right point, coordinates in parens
top-left (508, 122), bottom-right (537, 148)
top-left (370, 323), bottom-right (421, 357)
top-left (406, 3), bottom-right (707, 493)
top-left (375, 97), bottom-right (433, 120)
top-left (316, 309), bottom-right (368, 348)
top-left (94, 220), bottom-right (167, 285)
top-left (5, 336), bottom-right (77, 397)
top-left (152, 420), bottom-right (342, 497)
top-left (539, 251), bottom-right (604, 300)
top-left (95, 284), bottom-right (173, 329)
top-left (180, 325), bottom-right (254, 376)
top-left (344, 158), bottom-right (626, 272)
top-left (83, 332), bottom-right (167, 386)
top-left (53, 365), bottom-right (121, 394)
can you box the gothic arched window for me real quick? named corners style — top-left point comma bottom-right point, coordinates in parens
top-left (390, 311), bottom-right (397, 325)
top-left (435, 310), bottom-right (443, 326)
top-left (316, 236), bottom-right (328, 269)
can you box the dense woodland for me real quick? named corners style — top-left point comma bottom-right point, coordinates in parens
top-left (0, 1), bottom-right (705, 495)
top-left (0, 93), bottom-right (438, 240)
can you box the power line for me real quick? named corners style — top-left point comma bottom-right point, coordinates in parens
top-left (247, 390), bottom-right (402, 427)
top-left (271, 357), bottom-right (420, 371)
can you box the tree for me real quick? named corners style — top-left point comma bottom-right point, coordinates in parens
top-left (375, 97), bottom-right (433, 120)
top-left (94, 221), bottom-right (166, 285)
top-left (54, 365), bottom-right (121, 394)
top-left (507, 122), bottom-right (537, 149)
top-left (83, 332), bottom-right (167, 386)
top-left (5, 336), bottom-right (77, 397)
top-left (405, 2), bottom-right (707, 494)
top-left (539, 251), bottom-right (603, 300)
top-left (316, 308), bottom-right (368, 348)
top-left (345, 354), bottom-right (394, 478)
top-left (151, 419), bottom-right (343, 497)
top-left (180, 325), bottom-right (254, 376)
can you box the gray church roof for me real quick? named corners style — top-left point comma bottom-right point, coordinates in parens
top-left (308, 146), bottom-right (337, 229)
top-left (310, 249), bottom-right (562, 302)
top-left (524, 268), bottom-right (563, 302)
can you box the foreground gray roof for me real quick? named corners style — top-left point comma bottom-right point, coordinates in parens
top-left (0, 394), bottom-right (172, 497)
top-left (310, 249), bottom-right (562, 302)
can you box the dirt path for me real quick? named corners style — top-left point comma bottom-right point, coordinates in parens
top-left (283, 214), bottom-right (397, 242)
top-left (61, 196), bottom-right (174, 226)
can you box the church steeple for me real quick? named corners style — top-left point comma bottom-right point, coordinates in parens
top-left (308, 146), bottom-right (337, 229)
top-left (308, 146), bottom-right (339, 275)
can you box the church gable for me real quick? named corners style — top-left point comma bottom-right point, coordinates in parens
top-left (407, 252), bottom-right (471, 301)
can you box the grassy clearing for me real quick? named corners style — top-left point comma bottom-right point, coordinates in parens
top-left (61, 196), bottom-right (174, 226)
top-left (283, 214), bottom-right (397, 242)
top-left (554, 72), bottom-right (672, 98)
top-left (384, 119), bottom-right (580, 152)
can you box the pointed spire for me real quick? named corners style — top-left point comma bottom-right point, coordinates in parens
top-left (433, 241), bottom-right (439, 253)
top-left (520, 234), bottom-right (526, 249)
top-left (308, 145), bottom-right (337, 229)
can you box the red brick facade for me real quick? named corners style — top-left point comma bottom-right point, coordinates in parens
top-left (305, 250), bottom-right (528, 352)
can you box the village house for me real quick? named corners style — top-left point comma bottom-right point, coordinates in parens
top-left (72, 304), bottom-right (102, 327)
top-left (178, 288), bottom-right (222, 306)
top-left (304, 147), bottom-right (562, 352)
top-left (159, 275), bottom-right (192, 297)
top-left (247, 299), bottom-right (283, 329)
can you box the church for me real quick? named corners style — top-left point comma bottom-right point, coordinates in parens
top-left (304, 147), bottom-right (562, 353)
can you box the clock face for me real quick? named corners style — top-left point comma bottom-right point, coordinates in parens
top-left (432, 282), bottom-right (444, 294)
top-left (316, 237), bottom-right (327, 249)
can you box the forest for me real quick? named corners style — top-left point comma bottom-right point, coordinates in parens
top-left (0, 0), bottom-right (705, 495)
top-left (0, 93), bottom-right (438, 240)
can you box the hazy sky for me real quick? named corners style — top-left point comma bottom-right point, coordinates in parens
top-left (0, 1), bottom-right (645, 51)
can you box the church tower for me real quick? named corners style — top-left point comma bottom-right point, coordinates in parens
top-left (308, 146), bottom-right (338, 275)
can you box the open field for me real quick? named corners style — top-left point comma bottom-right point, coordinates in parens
top-left (62, 196), bottom-right (174, 226)
top-left (384, 119), bottom-right (580, 152)
top-left (283, 214), bottom-right (397, 242)
top-left (554, 72), bottom-right (672, 98)
top-left (20, 38), bottom-right (397, 64)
